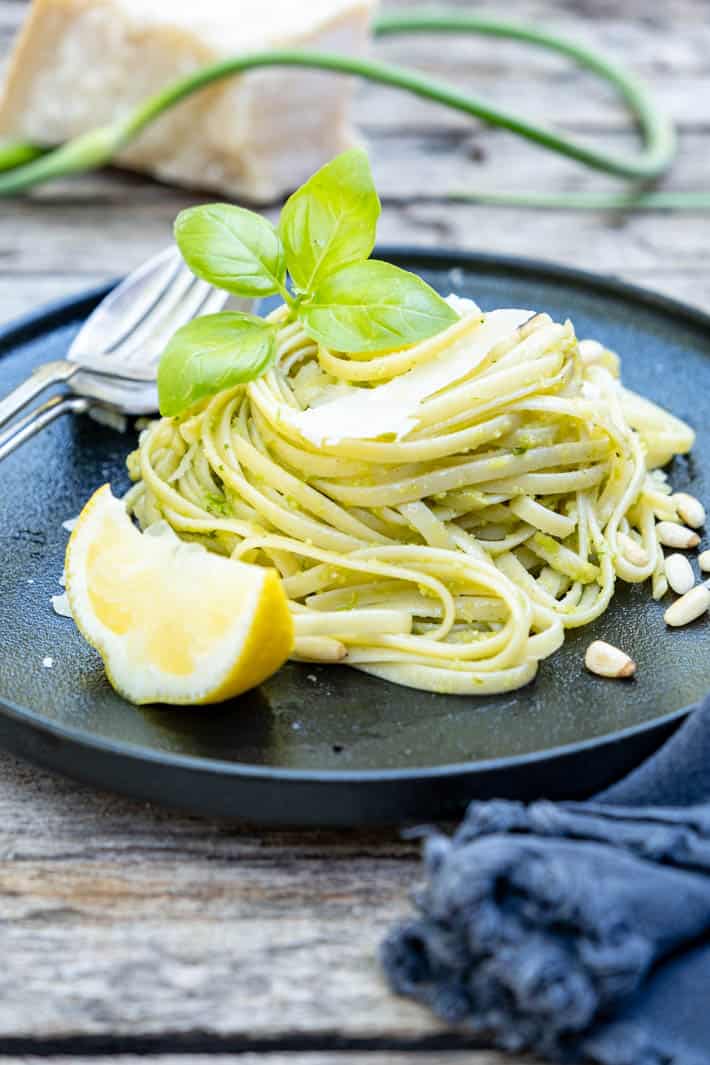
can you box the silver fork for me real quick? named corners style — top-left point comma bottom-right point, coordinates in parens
top-left (0, 246), bottom-right (234, 462)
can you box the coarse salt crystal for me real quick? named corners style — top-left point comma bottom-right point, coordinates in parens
top-left (51, 593), bottom-right (73, 619)
top-left (89, 407), bottom-right (128, 433)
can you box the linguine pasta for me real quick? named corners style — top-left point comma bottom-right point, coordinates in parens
top-left (125, 298), bottom-right (694, 695)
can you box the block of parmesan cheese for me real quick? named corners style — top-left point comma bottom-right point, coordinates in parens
top-left (0, 0), bottom-right (376, 202)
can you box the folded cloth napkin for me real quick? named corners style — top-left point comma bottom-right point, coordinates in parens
top-left (382, 694), bottom-right (710, 1065)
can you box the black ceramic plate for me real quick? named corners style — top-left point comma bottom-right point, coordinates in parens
top-left (1, 249), bottom-right (709, 826)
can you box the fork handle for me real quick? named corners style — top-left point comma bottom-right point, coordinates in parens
top-left (0, 360), bottom-right (78, 431)
top-left (0, 394), bottom-right (88, 462)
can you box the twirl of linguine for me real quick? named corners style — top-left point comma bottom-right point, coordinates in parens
top-left (125, 297), bottom-right (694, 695)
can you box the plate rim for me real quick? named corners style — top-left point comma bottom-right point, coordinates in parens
top-left (2, 245), bottom-right (707, 787)
top-left (0, 686), bottom-right (694, 784)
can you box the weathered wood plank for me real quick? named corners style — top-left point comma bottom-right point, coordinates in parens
top-left (4, 124), bottom-right (708, 208)
top-left (356, 75), bottom-right (710, 134)
top-left (375, 204), bottom-right (710, 277)
top-left (2, 194), bottom-right (709, 281)
top-left (0, 752), bottom-right (429, 1042)
top-left (383, 0), bottom-right (708, 16)
top-left (370, 129), bottom-right (708, 200)
top-left (0, 753), bottom-right (413, 856)
top-left (1, 155), bottom-right (710, 285)
top-left (362, 26), bottom-right (710, 131)
top-left (0, 275), bottom-right (115, 321)
top-left (2, 271), bottom-right (710, 329)
top-left (0, 1057), bottom-right (518, 1064)
top-left (0, 914), bottom-right (436, 1040)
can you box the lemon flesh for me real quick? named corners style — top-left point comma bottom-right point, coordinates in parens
top-left (65, 485), bottom-right (293, 705)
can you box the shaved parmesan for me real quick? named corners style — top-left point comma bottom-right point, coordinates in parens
top-left (445, 294), bottom-right (481, 318)
top-left (282, 307), bottom-right (532, 446)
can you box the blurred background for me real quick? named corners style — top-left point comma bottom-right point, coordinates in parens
top-left (1, 0), bottom-right (708, 319)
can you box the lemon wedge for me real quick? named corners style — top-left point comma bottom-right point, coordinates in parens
top-left (65, 485), bottom-right (294, 705)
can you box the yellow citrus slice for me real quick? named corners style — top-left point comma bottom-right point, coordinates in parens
top-left (65, 484), bottom-right (294, 705)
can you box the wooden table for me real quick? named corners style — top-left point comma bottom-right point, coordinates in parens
top-left (1, 1), bottom-right (708, 1061)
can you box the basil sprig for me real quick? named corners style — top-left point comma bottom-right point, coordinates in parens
top-left (175, 204), bottom-right (287, 299)
top-left (300, 260), bottom-right (460, 354)
top-left (279, 148), bottom-right (380, 294)
top-left (158, 313), bottom-right (277, 417)
top-left (158, 149), bottom-right (457, 416)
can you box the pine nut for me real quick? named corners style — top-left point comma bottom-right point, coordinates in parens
top-left (584, 640), bottom-right (636, 679)
top-left (699, 550), bottom-right (710, 573)
top-left (618, 532), bottom-right (648, 567)
top-left (652, 572), bottom-right (669, 601)
top-left (664, 584), bottom-right (710, 627)
top-left (664, 553), bottom-right (695, 595)
top-left (672, 492), bottom-right (706, 529)
top-left (656, 521), bottom-right (700, 549)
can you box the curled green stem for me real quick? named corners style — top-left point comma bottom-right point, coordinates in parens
top-left (0, 125), bottom-right (130, 195)
top-left (0, 140), bottom-right (48, 170)
top-left (448, 190), bottom-right (710, 210)
top-left (0, 10), bottom-right (678, 197)
top-left (373, 11), bottom-right (675, 182)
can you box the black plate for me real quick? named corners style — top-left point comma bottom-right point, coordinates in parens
top-left (1, 249), bottom-right (709, 826)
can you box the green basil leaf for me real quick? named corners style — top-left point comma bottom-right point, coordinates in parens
top-left (279, 148), bottom-right (380, 295)
top-left (174, 204), bottom-right (286, 297)
top-left (157, 312), bottom-right (277, 416)
top-left (299, 260), bottom-right (459, 353)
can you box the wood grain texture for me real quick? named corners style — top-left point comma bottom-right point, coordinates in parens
top-left (0, 1), bottom-right (708, 1062)
top-left (0, 1057), bottom-right (518, 1064)
top-left (0, 752), bottom-right (457, 1053)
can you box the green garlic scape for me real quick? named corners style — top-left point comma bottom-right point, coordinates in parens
top-left (157, 149), bottom-right (458, 417)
